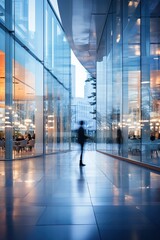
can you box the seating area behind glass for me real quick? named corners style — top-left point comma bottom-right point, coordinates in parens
top-left (0, 0), bottom-right (71, 161)
top-left (96, 0), bottom-right (160, 170)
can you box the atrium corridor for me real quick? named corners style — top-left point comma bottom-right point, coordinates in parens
top-left (0, 151), bottom-right (160, 240)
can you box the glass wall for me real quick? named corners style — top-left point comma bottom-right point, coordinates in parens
top-left (0, 0), bottom-right (5, 22)
top-left (0, 28), bottom-right (5, 160)
top-left (14, 0), bottom-right (43, 60)
top-left (0, 0), bottom-right (71, 160)
top-left (13, 42), bottom-right (43, 158)
top-left (97, 0), bottom-right (160, 169)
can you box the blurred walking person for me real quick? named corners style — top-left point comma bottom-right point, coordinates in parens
top-left (77, 120), bottom-right (87, 166)
top-left (117, 126), bottom-right (123, 155)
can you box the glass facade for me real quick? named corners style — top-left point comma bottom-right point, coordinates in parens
top-left (0, 0), bottom-right (71, 160)
top-left (97, 0), bottom-right (160, 168)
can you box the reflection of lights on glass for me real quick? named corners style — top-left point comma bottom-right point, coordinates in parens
top-left (134, 1), bottom-right (139, 7)
top-left (19, 124), bottom-right (27, 130)
top-left (136, 18), bottom-right (140, 25)
top-left (0, 113), bottom-right (3, 118)
top-left (151, 119), bottom-right (157, 122)
top-left (156, 50), bottom-right (160, 55)
top-left (63, 36), bottom-right (67, 42)
top-left (141, 81), bottom-right (149, 84)
top-left (24, 119), bottom-right (32, 123)
top-left (116, 34), bottom-right (121, 43)
top-left (140, 186), bottom-right (150, 189)
top-left (125, 195), bottom-right (133, 201)
top-left (5, 121), bottom-right (11, 124)
top-left (129, 126), bottom-right (135, 129)
top-left (14, 121), bottom-right (20, 126)
top-left (135, 50), bottom-right (140, 56)
top-left (128, 1), bottom-right (133, 6)
top-left (25, 180), bottom-right (35, 183)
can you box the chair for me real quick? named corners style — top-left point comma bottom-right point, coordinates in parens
top-left (17, 139), bottom-right (28, 152)
top-left (13, 141), bottom-right (19, 152)
top-left (27, 139), bottom-right (35, 151)
top-left (150, 143), bottom-right (159, 158)
top-left (128, 139), bottom-right (141, 154)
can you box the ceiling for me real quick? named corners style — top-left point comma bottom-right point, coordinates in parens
top-left (57, 0), bottom-right (111, 78)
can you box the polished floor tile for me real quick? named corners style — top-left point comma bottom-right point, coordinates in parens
top-left (1, 225), bottom-right (100, 240)
top-left (0, 151), bottom-right (160, 239)
top-left (37, 206), bottom-right (96, 225)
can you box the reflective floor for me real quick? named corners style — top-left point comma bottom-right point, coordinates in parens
top-left (0, 151), bottom-right (160, 240)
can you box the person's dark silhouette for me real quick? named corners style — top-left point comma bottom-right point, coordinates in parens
top-left (77, 120), bottom-right (87, 166)
top-left (117, 126), bottom-right (123, 155)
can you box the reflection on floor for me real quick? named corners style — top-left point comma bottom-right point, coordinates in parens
top-left (0, 151), bottom-right (160, 240)
top-left (97, 143), bottom-right (160, 167)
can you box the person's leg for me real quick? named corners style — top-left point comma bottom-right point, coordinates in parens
top-left (79, 143), bottom-right (85, 166)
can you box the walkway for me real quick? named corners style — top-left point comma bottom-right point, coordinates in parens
top-left (0, 151), bottom-right (160, 240)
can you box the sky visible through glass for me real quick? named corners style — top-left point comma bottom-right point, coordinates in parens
top-left (71, 51), bottom-right (87, 98)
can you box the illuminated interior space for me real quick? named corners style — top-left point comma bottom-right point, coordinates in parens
top-left (0, 1), bottom-right (160, 240)
top-left (0, 0), bottom-right (160, 170)
top-left (0, 0), bottom-right (71, 160)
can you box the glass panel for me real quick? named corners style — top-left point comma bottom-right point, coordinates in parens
top-left (44, 2), bottom-right (71, 89)
top-left (123, 0), bottom-right (141, 160)
top-left (144, 1), bottom-right (160, 165)
top-left (96, 42), bottom-right (107, 151)
top-left (13, 42), bottom-right (43, 158)
top-left (0, 0), bottom-right (5, 21)
top-left (44, 70), bottom-right (70, 153)
top-left (44, 70), bottom-right (56, 153)
top-left (112, 0), bottom-right (122, 156)
top-left (96, 0), bottom-right (160, 168)
top-left (0, 28), bottom-right (5, 160)
top-left (14, 0), bottom-right (43, 60)
top-left (44, 2), bottom-right (71, 153)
